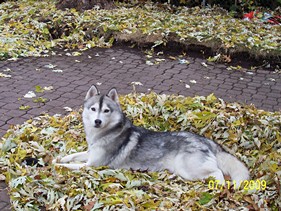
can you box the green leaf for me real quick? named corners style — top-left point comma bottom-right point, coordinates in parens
top-left (33, 97), bottom-right (48, 103)
top-left (19, 105), bottom-right (31, 110)
top-left (206, 93), bottom-right (217, 104)
top-left (35, 85), bottom-right (44, 93)
top-left (198, 192), bottom-right (213, 205)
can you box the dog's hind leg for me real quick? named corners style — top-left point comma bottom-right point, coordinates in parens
top-left (204, 169), bottom-right (225, 184)
top-left (172, 152), bottom-right (225, 183)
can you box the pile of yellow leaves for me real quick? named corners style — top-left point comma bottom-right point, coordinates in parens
top-left (0, 92), bottom-right (280, 210)
top-left (1, 0), bottom-right (280, 60)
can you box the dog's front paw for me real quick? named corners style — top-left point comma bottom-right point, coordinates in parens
top-left (52, 156), bottom-right (62, 165)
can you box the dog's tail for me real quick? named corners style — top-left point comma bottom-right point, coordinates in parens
top-left (216, 151), bottom-right (250, 187)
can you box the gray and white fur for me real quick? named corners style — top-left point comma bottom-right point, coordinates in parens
top-left (53, 85), bottom-right (250, 186)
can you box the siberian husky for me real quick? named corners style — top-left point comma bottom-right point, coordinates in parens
top-left (53, 85), bottom-right (249, 185)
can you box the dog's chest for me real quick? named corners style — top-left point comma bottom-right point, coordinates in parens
top-left (86, 134), bottom-right (121, 166)
top-left (87, 145), bottom-right (108, 166)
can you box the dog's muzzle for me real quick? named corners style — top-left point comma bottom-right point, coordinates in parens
top-left (94, 119), bottom-right (102, 128)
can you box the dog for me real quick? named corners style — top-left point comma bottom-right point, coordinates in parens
top-left (53, 85), bottom-right (249, 186)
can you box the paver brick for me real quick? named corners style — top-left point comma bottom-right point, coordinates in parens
top-left (262, 98), bottom-right (278, 106)
top-left (6, 117), bottom-right (28, 126)
top-left (2, 109), bottom-right (27, 118)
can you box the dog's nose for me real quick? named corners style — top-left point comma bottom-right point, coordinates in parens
top-left (95, 119), bottom-right (102, 126)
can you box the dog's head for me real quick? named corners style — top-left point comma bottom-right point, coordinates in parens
top-left (82, 85), bottom-right (123, 130)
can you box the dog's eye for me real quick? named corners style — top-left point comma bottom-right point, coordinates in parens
top-left (104, 109), bottom-right (110, 113)
top-left (91, 107), bottom-right (96, 111)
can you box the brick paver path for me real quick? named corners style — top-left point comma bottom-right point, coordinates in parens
top-left (0, 45), bottom-right (280, 210)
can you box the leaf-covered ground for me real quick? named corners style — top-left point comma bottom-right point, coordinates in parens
top-left (0, 0), bottom-right (280, 60)
top-left (0, 93), bottom-right (280, 210)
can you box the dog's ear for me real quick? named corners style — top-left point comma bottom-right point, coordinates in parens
top-left (107, 88), bottom-right (119, 105)
top-left (85, 85), bottom-right (99, 101)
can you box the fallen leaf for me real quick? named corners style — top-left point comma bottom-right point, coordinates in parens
top-left (179, 59), bottom-right (190, 64)
top-left (19, 105), bottom-right (31, 110)
top-left (3, 68), bottom-right (12, 72)
top-left (35, 85), bottom-right (44, 93)
top-left (0, 73), bottom-right (12, 78)
top-left (201, 62), bottom-right (208, 67)
top-left (44, 86), bottom-right (54, 91)
top-left (33, 97), bottom-right (48, 103)
top-left (207, 54), bottom-right (221, 62)
top-left (52, 69), bottom-right (63, 73)
top-left (63, 107), bottom-right (73, 112)
top-left (44, 64), bottom-right (57, 69)
top-left (24, 91), bottom-right (36, 98)
top-left (146, 61), bottom-right (154, 66)
top-left (131, 82), bottom-right (143, 86)
top-left (0, 174), bottom-right (6, 181)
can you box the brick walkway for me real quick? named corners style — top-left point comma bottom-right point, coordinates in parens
top-left (0, 45), bottom-right (280, 210)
